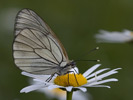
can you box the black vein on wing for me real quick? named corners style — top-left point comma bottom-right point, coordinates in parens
top-left (27, 66), bottom-right (59, 73)
top-left (17, 63), bottom-right (55, 67)
top-left (14, 50), bottom-right (33, 52)
top-left (18, 61), bottom-right (54, 66)
top-left (29, 29), bottom-right (46, 48)
top-left (15, 58), bottom-right (57, 66)
top-left (20, 10), bottom-right (41, 25)
top-left (26, 10), bottom-right (43, 26)
top-left (18, 65), bottom-right (58, 68)
top-left (33, 49), bottom-right (58, 65)
top-left (16, 21), bottom-right (44, 31)
top-left (19, 33), bottom-right (44, 48)
top-left (14, 42), bottom-right (59, 65)
top-left (26, 29), bottom-right (60, 64)
top-left (48, 36), bottom-right (64, 64)
top-left (47, 35), bottom-right (60, 64)
top-left (27, 9), bottom-right (49, 33)
top-left (16, 21), bottom-right (49, 36)
top-left (17, 15), bottom-right (41, 26)
top-left (14, 41), bottom-right (35, 50)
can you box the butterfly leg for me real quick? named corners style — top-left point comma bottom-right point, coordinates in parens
top-left (65, 71), bottom-right (79, 86)
top-left (45, 72), bottom-right (59, 82)
top-left (45, 75), bottom-right (53, 82)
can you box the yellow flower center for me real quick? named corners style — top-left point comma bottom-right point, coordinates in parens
top-left (54, 73), bottom-right (87, 87)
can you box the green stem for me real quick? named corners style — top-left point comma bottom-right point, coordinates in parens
top-left (66, 91), bottom-right (73, 100)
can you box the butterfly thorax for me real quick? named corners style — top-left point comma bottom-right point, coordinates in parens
top-left (59, 60), bottom-right (76, 75)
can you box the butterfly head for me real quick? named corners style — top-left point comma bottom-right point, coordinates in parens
top-left (69, 60), bottom-right (76, 68)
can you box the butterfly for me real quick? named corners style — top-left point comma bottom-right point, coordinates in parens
top-left (13, 9), bottom-right (76, 80)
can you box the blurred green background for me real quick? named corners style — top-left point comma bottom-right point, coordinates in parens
top-left (0, 0), bottom-right (133, 100)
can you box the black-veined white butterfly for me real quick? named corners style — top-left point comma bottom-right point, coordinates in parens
top-left (13, 9), bottom-right (76, 79)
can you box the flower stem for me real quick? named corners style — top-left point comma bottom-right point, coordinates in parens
top-left (66, 91), bottom-right (73, 100)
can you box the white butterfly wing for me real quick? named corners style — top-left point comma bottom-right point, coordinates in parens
top-left (13, 9), bottom-right (69, 74)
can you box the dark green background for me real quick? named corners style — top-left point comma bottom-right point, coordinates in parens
top-left (0, 0), bottom-right (133, 100)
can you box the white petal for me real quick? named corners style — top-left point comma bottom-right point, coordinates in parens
top-left (21, 72), bottom-right (55, 82)
top-left (21, 72), bottom-right (49, 79)
top-left (86, 78), bottom-right (118, 86)
top-left (96, 78), bottom-right (118, 84)
top-left (66, 86), bottom-right (73, 92)
top-left (83, 64), bottom-right (101, 77)
top-left (96, 68), bottom-right (121, 79)
top-left (95, 30), bottom-right (133, 43)
top-left (20, 84), bottom-right (47, 93)
top-left (85, 85), bottom-right (111, 88)
top-left (69, 67), bottom-right (79, 74)
top-left (48, 85), bottom-right (62, 90)
top-left (86, 68), bottom-right (110, 79)
top-left (76, 87), bottom-right (87, 92)
top-left (33, 79), bottom-right (54, 86)
top-left (33, 79), bottom-right (46, 83)
top-left (87, 68), bottom-right (121, 83)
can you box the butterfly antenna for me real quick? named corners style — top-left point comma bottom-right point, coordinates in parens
top-left (74, 47), bottom-right (99, 62)
top-left (75, 59), bottom-right (100, 62)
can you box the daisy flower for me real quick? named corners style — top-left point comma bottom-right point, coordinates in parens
top-left (95, 30), bottom-right (133, 43)
top-left (22, 67), bottom-right (90, 100)
top-left (20, 64), bottom-right (121, 94)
